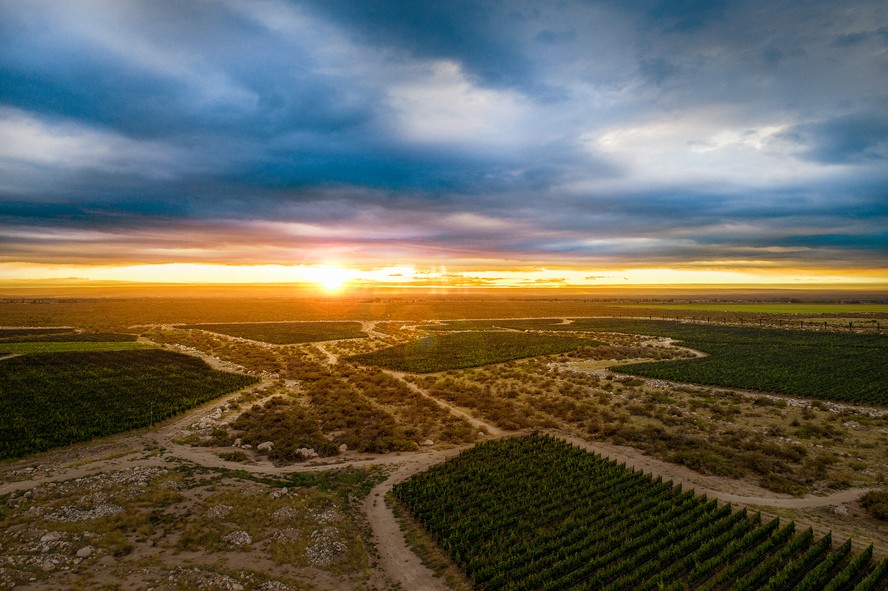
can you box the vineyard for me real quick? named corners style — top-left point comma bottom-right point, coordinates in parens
top-left (349, 331), bottom-right (596, 373)
top-left (422, 319), bottom-right (888, 404)
top-left (395, 435), bottom-right (888, 591)
top-left (0, 331), bottom-right (137, 343)
top-left (571, 320), bottom-right (888, 405)
top-left (0, 349), bottom-right (257, 458)
top-left (0, 341), bottom-right (154, 354)
top-left (0, 330), bottom-right (148, 354)
top-left (178, 321), bottom-right (366, 343)
top-left (0, 327), bottom-right (71, 338)
top-left (418, 319), bottom-right (569, 331)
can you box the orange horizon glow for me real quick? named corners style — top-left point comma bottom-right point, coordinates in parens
top-left (1, 261), bottom-right (886, 291)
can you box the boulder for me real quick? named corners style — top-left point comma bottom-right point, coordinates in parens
top-left (40, 531), bottom-right (61, 543)
top-left (76, 545), bottom-right (94, 558)
top-left (257, 441), bottom-right (274, 452)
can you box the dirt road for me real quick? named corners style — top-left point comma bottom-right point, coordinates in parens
top-left (384, 370), bottom-right (504, 437)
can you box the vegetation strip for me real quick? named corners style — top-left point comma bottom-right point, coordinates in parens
top-left (0, 341), bottom-right (154, 354)
top-left (178, 321), bottom-right (366, 344)
top-left (349, 331), bottom-right (597, 372)
top-left (0, 349), bottom-right (257, 459)
top-left (574, 320), bottom-right (888, 405)
top-left (394, 434), bottom-right (888, 591)
top-left (428, 318), bottom-right (888, 404)
top-left (0, 331), bottom-right (137, 343)
top-left (615, 303), bottom-right (888, 314)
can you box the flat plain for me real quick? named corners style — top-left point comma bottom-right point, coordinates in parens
top-left (0, 295), bottom-right (886, 590)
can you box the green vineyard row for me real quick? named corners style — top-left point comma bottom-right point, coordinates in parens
top-left (419, 319), bottom-right (888, 404)
top-left (0, 349), bottom-right (257, 459)
top-left (350, 331), bottom-right (597, 373)
top-left (394, 435), bottom-right (888, 591)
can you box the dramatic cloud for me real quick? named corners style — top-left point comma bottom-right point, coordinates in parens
top-left (1, 0), bottom-right (886, 282)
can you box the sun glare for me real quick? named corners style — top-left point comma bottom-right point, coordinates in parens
top-left (304, 265), bottom-right (351, 293)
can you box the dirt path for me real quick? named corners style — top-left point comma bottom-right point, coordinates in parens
top-left (384, 370), bottom-right (504, 437)
top-left (363, 449), bottom-right (469, 591)
top-left (314, 342), bottom-right (338, 365)
top-left (361, 321), bottom-right (387, 339)
top-left (560, 435), bottom-right (869, 509)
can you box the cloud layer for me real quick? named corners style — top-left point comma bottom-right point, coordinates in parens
top-left (1, 0), bottom-right (887, 279)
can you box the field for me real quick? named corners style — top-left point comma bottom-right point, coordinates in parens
top-left (0, 327), bottom-right (72, 338)
top-left (0, 331), bottom-right (137, 343)
top-left (563, 320), bottom-right (888, 405)
top-left (425, 319), bottom-right (888, 405)
top-left (0, 330), bottom-right (148, 354)
top-left (349, 331), bottom-right (597, 373)
top-left (178, 321), bottom-right (366, 343)
top-left (0, 341), bottom-right (154, 354)
top-left (417, 318), bottom-right (570, 331)
top-left (0, 349), bottom-right (257, 458)
top-left (618, 303), bottom-right (888, 314)
top-left (1, 295), bottom-right (887, 590)
top-left (395, 435), bottom-right (888, 591)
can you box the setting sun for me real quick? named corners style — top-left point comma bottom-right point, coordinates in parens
top-left (303, 265), bottom-right (352, 293)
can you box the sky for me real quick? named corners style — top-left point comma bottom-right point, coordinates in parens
top-left (1, 0), bottom-right (887, 289)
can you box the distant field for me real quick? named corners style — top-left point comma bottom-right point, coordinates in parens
top-left (550, 319), bottom-right (887, 405)
top-left (0, 331), bottom-right (138, 343)
top-left (417, 318), bottom-right (568, 331)
top-left (618, 303), bottom-right (888, 314)
top-left (178, 321), bottom-right (366, 343)
top-left (0, 349), bottom-right (257, 459)
top-left (0, 327), bottom-right (72, 338)
top-left (350, 331), bottom-right (595, 373)
top-left (396, 435), bottom-right (888, 591)
top-left (0, 341), bottom-right (154, 354)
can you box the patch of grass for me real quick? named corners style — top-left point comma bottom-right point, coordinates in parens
top-left (860, 489), bottom-right (888, 520)
top-left (350, 331), bottom-right (597, 372)
top-left (216, 450), bottom-right (249, 462)
top-left (178, 321), bottom-right (366, 343)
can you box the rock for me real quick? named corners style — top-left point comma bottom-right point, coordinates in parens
top-left (296, 447), bottom-right (318, 460)
top-left (422, 439), bottom-right (435, 446)
top-left (241, 444), bottom-right (252, 450)
top-left (338, 444), bottom-right (348, 453)
top-left (222, 530), bottom-right (252, 547)
top-left (833, 505), bottom-right (848, 517)
top-left (76, 545), bottom-right (94, 558)
top-left (40, 532), bottom-right (61, 543)
top-left (41, 561), bottom-right (56, 572)
top-left (257, 441), bottom-right (274, 452)
top-left (233, 438), bottom-right (242, 447)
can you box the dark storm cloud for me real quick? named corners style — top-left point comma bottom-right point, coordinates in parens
top-left (1, 0), bottom-right (887, 271)
top-left (784, 112), bottom-right (888, 164)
